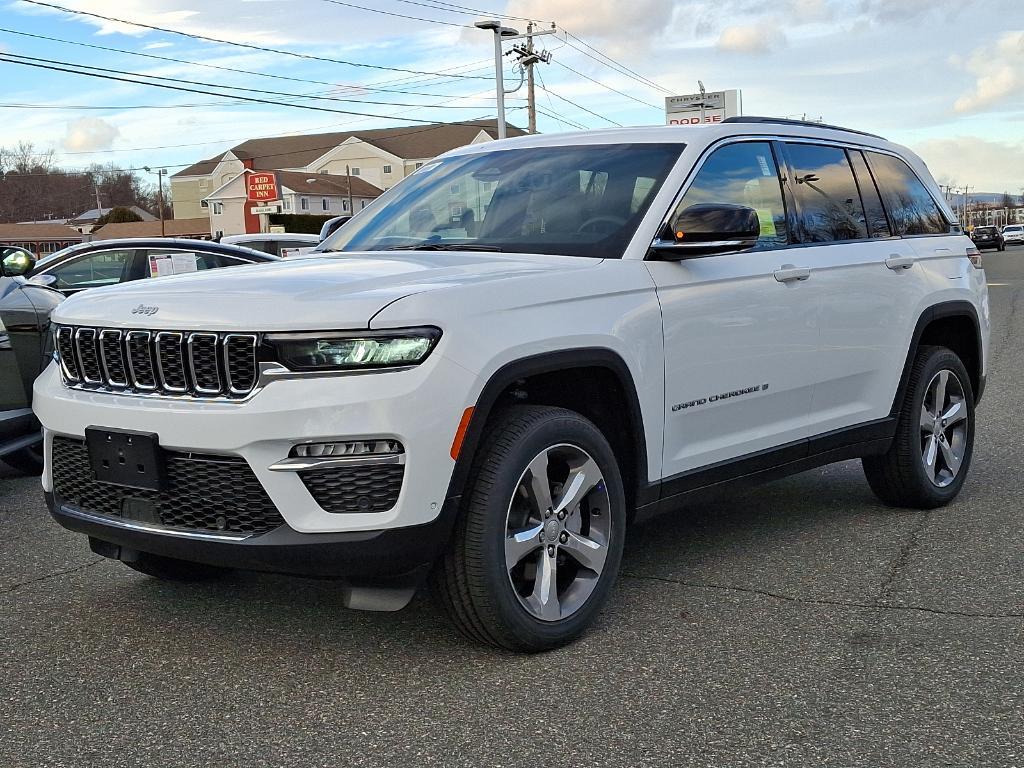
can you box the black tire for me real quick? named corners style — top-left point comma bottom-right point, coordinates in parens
top-left (863, 345), bottom-right (975, 508)
top-left (123, 552), bottom-right (230, 581)
top-left (3, 444), bottom-right (44, 475)
top-left (431, 405), bottom-right (627, 652)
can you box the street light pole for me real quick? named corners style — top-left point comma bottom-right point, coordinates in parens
top-left (475, 20), bottom-right (519, 140)
top-left (144, 166), bottom-right (167, 237)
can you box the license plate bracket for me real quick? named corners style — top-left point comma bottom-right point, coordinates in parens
top-left (85, 427), bottom-right (166, 491)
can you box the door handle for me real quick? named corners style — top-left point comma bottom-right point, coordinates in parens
top-left (885, 255), bottom-right (916, 271)
top-left (773, 265), bottom-right (810, 283)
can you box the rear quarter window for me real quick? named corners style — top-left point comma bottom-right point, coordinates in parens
top-left (866, 152), bottom-right (948, 236)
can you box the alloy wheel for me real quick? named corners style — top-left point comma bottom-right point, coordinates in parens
top-left (504, 443), bottom-right (611, 622)
top-left (919, 369), bottom-right (969, 488)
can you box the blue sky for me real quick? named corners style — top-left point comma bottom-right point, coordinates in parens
top-left (1, 0), bottom-right (1022, 192)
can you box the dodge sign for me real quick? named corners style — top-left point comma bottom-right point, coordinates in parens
top-left (246, 172), bottom-right (280, 203)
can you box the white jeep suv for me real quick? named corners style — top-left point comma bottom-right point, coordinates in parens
top-left (34, 118), bottom-right (989, 651)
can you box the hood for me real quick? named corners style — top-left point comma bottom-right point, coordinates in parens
top-left (51, 250), bottom-right (598, 331)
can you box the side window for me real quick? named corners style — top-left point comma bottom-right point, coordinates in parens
top-left (848, 150), bottom-right (891, 238)
top-left (46, 249), bottom-right (132, 291)
top-left (784, 143), bottom-right (867, 242)
top-left (866, 152), bottom-right (948, 236)
top-left (673, 141), bottom-right (788, 250)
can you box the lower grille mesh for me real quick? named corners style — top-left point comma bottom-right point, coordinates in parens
top-left (299, 464), bottom-right (405, 514)
top-left (51, 437), bottom-right (284, 535)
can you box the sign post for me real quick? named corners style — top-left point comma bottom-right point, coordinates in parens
top-left (665, 89), bottom-right (741, 126)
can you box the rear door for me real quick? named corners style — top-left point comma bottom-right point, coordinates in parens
top-left (775, 141), bottom-right (923, 438)
top-left (647, 139), bottom-right (820, 480)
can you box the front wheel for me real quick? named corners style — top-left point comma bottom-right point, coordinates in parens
top-left (431, 405), bottom-right (627, 652)
top-left (863, 345), bottom-right (975, 508)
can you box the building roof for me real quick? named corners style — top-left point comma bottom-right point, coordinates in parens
top-left (91, 218), bottom-right (210, 240)
top-left (275, 170), bottom-right (383, 197)
top-left (0, 223), bottom-right (83, 242)
top-left (69, 206), bottom-right (157, 224)
top-left (172, 119), bottom-right (525, 177)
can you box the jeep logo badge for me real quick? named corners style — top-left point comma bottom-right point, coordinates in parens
top-left (131, 304), bottom-right (159, 316)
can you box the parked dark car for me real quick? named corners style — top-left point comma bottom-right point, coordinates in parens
top-left (970, 226), bottom-right (1005, 251)
top-left (0, 239), bottom-right (278, 474)
top-left (11, 238), bottom-right (278, 297)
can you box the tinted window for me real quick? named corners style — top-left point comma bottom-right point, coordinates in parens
top-left (47, 249), bottom-right (132, 290)
top-left (866, 152), bottom-right (948, 236)
top-left (673, 141), bottom-right (788, 250)
top-left (321, 144), bottom-right (683, 259)
top-left (784, 143), bottom-right (867, 242)
top-left (848, 150), bottom-right (891, 238)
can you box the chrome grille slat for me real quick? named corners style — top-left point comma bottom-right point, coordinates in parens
top-left (55, 325), bottom-right (258, 400)
top-left (98, 330), bottom-right (127, 387)
top-left (74, 328), bottom-right (102, 384)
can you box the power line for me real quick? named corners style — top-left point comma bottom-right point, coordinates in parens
top-left (17, 0), bottom-right (493, 80)
top-left (0, 52), bottom-right (519, 113)
top-left (534, 82), bottom-right (622, 127)
top-left (0, 101), bottom-right (243, 110)
top-left (0, 26), bottom-right (498, 101)
top-left (392, 0), bottom-right (552, 26)
top-left (562, 33), bottom-right (673, 95)
top-left (320, 0), bottom-right (469, 27)
top-left (0, 110), bottom-right (527, 177)
top-left (550, 59), bottom-right (661, 110)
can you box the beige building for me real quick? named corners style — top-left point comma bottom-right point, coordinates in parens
top-left (204, 171), bottom-right (383, 238)
top-left (170, 119), bottom-right (526, 220)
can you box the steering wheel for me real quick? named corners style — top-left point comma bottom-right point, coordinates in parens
top-left (577, 216), bottom-right (628, 235)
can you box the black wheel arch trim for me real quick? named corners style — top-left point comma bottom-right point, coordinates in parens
top-left (891, 300), bottom-right (985, 415)
top-left (442, 348), bottom-right (652, 510)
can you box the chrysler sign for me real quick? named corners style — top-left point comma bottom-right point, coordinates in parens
top-left (665, 89), bottom-right (741, 125)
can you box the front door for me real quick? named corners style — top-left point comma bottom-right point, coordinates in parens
top-left (646, 140), bottom-right (820, 483)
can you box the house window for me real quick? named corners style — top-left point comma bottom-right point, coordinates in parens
top-left (300, 197), bottom-right (309, 211)
top-left (450, 183), bottom-right (461, 195)
top-left (415, 162), bottom-right (424, 169)
top-left (212, 202), bottom-right (224, 215)
top-left (361, 200), bottom-right (367, 209)
top-left (350, 167), bottom-right (360, 176)
top-left (322, 198), bottom-right (329, 211)
top-left (200, 200), bottom-right (209, 209)
top-left (342, 199), bottom-right (349, 212)
top-left (283, 197), bottom-right (291, 211)
top-left (383, 165), bottom-right (392, 174)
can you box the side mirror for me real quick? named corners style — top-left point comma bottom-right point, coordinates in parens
top-left (0, 248), bottom-right (36, 277)
top-left (650, 203), bottom-right (761, 260)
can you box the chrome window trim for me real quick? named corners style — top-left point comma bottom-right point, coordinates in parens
top-left (187, 332), bottom-right (222, 395)
top-left (74, 327), bottom-right (103, 384)
top-left (125, 330), bottom-right (157, 391)
top-left (154, 331), bottom-right (188, 393)
top-left (98, 329), bottom-right (128, 387)
top-left (224, 334), bottom-right (258, 395)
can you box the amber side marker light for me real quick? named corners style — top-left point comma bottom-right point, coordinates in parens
top-left (967, 246), bottom-right (983, 269)
top-left (451, 407), bottom-right (475, 460)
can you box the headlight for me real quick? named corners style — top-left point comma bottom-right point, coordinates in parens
top-left (264, 327), bottom-right (441, 371)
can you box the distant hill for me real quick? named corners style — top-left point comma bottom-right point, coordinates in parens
top-left (962, 192), bottom-right (1022, 205)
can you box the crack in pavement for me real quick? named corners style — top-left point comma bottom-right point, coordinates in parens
top-left (874, 509), bottom-right (932, 606)
top-left (1, 558), bottom-right (105, 595)
top-left (621, 571), bottom-right (1024, 620)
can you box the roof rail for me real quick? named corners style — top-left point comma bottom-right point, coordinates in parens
top-left (721, 116), bottom-right (886, 140)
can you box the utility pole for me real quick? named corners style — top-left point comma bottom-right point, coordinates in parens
top-left (526, 23), bottom-right (536, 134)
top-left (477, 20), bottom-right (555, 138)
top-left (346, 165), bottom-right (355, 215)
top-left (94, 186), bottom-right (102, 213)
top-left (157, 169), bottom-right (166, 237)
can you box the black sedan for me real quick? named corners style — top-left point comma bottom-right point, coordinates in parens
top-left (0, 239), bottom-right (278, 474)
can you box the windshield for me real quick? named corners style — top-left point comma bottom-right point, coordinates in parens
top-left (319, 143), bottom-right (683, 259)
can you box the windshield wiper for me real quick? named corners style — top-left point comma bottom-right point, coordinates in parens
top-left (383, 243), bottom-right (504, 252)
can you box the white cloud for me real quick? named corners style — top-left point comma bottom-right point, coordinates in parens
top-left (506, 0), bottom-right (675, 41)
top-left (143, 42), bottom-right (173, 50)
top-left (953, 30), bottom-right (1024, 114)
top-left (62, 117), bottom-right (120, 151)
top-left (717, 23), bottom-right (787, 54)
top-left (913, 135), bottom-right (1024, 194)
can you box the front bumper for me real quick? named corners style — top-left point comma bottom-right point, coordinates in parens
top-left (33, 353), bottom-right (478, 535)
top-left (46, 490), bottom-right (455, 593)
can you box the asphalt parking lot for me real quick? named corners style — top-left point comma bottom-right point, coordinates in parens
top-left (2, 251), bottom-right (1022, 767)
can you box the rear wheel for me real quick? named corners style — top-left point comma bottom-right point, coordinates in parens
top-left (431, 405), bottom-right (626, 652)
top-left (863, 345), bottom-right (975, 508)
top-left (3, 444), bottom-right (44, 475)
top-left (123, 552), bottom-right (230, 581)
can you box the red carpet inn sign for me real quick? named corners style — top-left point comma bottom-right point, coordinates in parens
top-left (665, 89), bottom-right (741, 125)
top-left (247, 172), bottom-right (280, 203)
